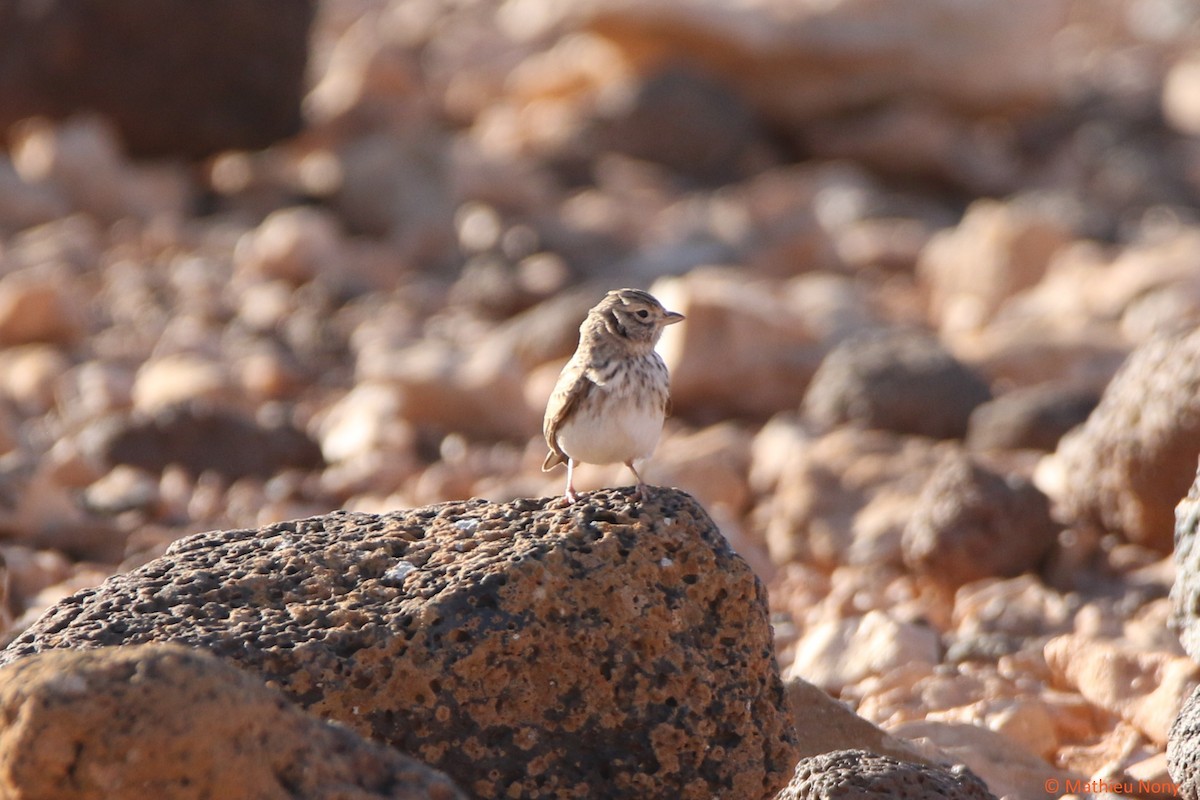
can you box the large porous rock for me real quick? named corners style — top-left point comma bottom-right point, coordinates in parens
top-left (775, 750), bottom-right (996, 800)
top-left (0, 643), bottom-right (466, 800)
top-left (1, 488), bottom-right (798, 800)
top-left (802, 330), bottom-right (992, 440)
top-left (0, 0), bottom-right (312, 158)
top-left (902, 452), bottom-right (1058, 588)
top-left (1046, 328), bottom-right (1200, 552)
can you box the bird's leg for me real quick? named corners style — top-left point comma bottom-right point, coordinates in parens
top-left (564, 458), bottom-right (579, 503)
top-left (626, 460), bottom-right (646, 501)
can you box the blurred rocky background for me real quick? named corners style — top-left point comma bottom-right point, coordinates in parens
top-left (1, 0), bottom-right (1200, 796)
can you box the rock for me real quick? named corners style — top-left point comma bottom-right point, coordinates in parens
top-left (1047, 328), bottom-right (1200, 551)
top-left (952, 575), bottom-right (1075, 642)
top-left (776, 749), bottom-right (996, 800)
top-left (902, 452), bottom-right (1058, 588)
top-left (582, 0), bottom-right (1068, 126)
top-left (1174, 464), bottom-right (1200, 661)
top-left (331, 131), bottom-right (458, 266)
top-left (0, 265), bottom-right (85, 346)
top-left (314, 382), bottom-right (420, 498)
top-left (652, 270), bottom-right (830, 422)
top-left (833, 217), bottom-right (932, 275)
top-left (1164, 55), bottom-right (1200, 137)
top-left (760, 427), bottom-right (949, 567)
top-left (0, 0), bottom-right (313, 157)
top-left (784, 677), bottom-right (934, 765)
top-left (918, 197), bottom-right (1075, 335)
top-left (131, 355), bottom-right (237, 415)
top-left (87, 404), bottom-right (324, 481)
top-left (0, 457), bottom-right (123, 563)
top-left (647, 422), bottom-right (752, 513)
top-left (955, 315), bottom-right (1130, 393)
top-left (583, 65), bottom-right (774, 184)
top-left (0, 156), bottom-right (69, 231)
top-left (82, 465), bottom-right (161, 516)
top-left (707, 166), bottom-right (851, 277)
top-left (786, 610), bottom-right (940, 695)
top-left (2, 489), bottom-right (799, 800)
top-left (316, 383), bottom-right (417, 467)
top-left (0, 644), bottom-right (467, 800)
top-left (0, 545), bottom-right (72, 613)
top-left (371, 336), bottom-right (541, 441)
top-left (802, 330), bottom-right (992, 440)
top-left (9, 115), bottom-right (191, 223)
top-left (965, 382), bottom-right (1099, 452)
top-left (1170, 682), bottom-right (1200, 798)
top-left (1044, 634), bottom-right (1199, 746)
top-left (0, 344), bottom-right (72, 415)
top-left (234, 206), bottom-right (345, 285)
top-left (891, 720), bottom-right (1076, 799)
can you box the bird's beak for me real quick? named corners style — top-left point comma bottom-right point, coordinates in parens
top-left (663, 311), bottom-right (685, 325)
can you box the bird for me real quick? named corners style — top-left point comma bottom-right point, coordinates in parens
top-left (542, 288), bottom-right (685, 503)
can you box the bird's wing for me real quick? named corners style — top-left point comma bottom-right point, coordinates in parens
top-left (542, 364), bottom-right (594, 471)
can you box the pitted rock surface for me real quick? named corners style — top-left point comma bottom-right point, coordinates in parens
top-left (2, 487), bottom-right (798, 800)
top-left (1053, 328), bottom-right (1200, 551)
top-left (776, 750), bottom-right (997, 800)
top-left (0, 643), bottom-right (466, 800)
top-left (1170, 683), bottom-right (1200, 797)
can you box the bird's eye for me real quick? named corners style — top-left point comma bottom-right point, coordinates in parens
top-left (636, 309), bottom-right (650, 319)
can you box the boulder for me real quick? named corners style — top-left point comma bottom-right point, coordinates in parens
top-left (0, 643), bottom-right (466, 800)
top-left (1047, 328), bottom-right (1200, 551)
top-left (902, 452), bottom-right (1058, 588)
top-left (2, 488), bottom-right (799, 800)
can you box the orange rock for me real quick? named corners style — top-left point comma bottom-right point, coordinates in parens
top-left (0, 644), bottom-right (466, 800)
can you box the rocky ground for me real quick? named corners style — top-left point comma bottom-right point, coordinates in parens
top-left (2, 0), bottom-right (1200, 797)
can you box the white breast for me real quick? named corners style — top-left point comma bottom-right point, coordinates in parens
top-left (556, 360), bottom-right (666, 465)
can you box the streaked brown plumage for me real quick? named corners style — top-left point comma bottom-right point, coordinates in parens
top-left (543, 288), bottom-right (684, 502)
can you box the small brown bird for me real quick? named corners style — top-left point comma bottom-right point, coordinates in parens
top-left (542, 288), bottom-right (684, 502)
